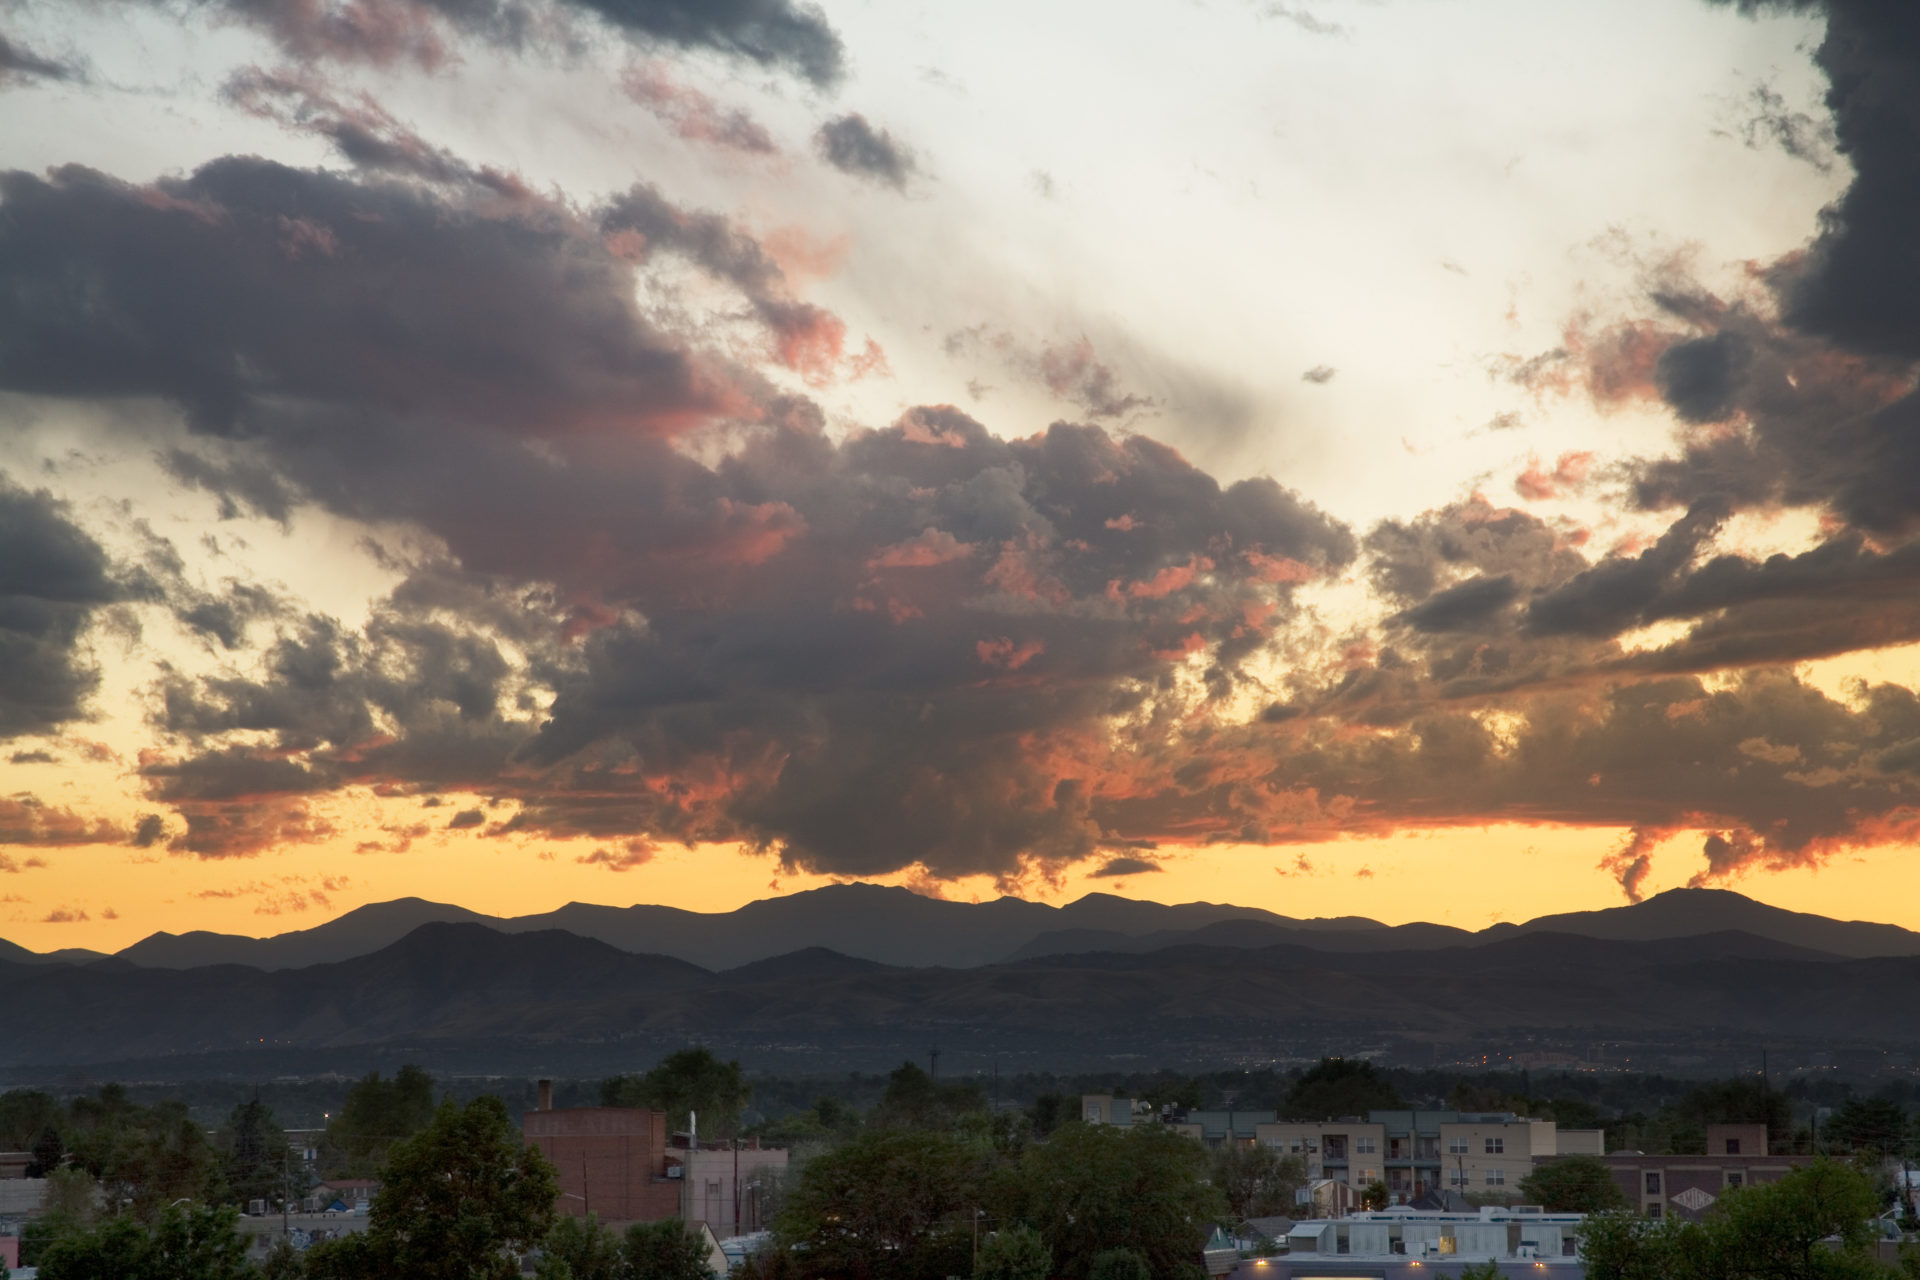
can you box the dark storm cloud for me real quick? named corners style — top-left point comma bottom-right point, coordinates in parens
top-left (1525, 498), bottom-right (1729, 638)
top-left (570, 0), bottom-right (842, 86)
top-left (1750, 0), bottom-right (1920, 359)
top-left (1399, 574), bottom-right (1520, 634)
top-left (140, 0), bottom-right (842, 84)
top-left (0, 157), bottom-right (743, 441)
top-left (1653, 331), bottom-right (1750, 424)
top-left (0, 32), bottom-right (77, 85)
top-left (814, 114), bottom-right (920, 188)
top-left (0, 477), bottom-right (122, 740)
top-left (1088, 855), bottom-right (1162, 877)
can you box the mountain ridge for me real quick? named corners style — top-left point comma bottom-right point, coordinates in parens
top-left (5, 883), bottom-right (1917, 975)
top-left (0, 921), bottom-right (1912, 1073)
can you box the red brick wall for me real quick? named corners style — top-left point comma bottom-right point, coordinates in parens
top-left (525, 1107), bottom-right (682, 1226)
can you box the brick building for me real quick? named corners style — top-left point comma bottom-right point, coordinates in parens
top-left (524, 1097), bottom-right (682, 1227)
top-left (1582, 1124), bottom-right (1808, 1220)
top-left (523, 1081), bottom-right (788, 1234)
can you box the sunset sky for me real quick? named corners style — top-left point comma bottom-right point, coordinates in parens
top-left (4, 0), bottom-right (1920, 952)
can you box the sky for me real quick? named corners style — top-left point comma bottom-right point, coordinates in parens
top-left (3, 0), bottom-right (1920, 951)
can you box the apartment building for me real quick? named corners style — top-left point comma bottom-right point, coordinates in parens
top-left (1256, 1110), bottom-right (1604, 1202)
top-left (1256, 1119), bottom-right (1390, 1190)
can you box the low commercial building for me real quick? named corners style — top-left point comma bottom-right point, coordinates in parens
top-left (1081, 1095), bottom-right (1154, 1126)
top-left (1225, 1206), bottom-right (1588, 1278)
top-left (679, 1143), bottom-right (788, 1238)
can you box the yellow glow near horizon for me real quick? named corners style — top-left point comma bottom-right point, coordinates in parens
top-left (8, 820), bottom-right (1918, 955)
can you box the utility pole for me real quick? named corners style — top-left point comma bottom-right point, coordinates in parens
top-left (929, 1045), bottom-right (941, 1080)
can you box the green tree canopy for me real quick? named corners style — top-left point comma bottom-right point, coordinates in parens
top-left (603, 1047), bottom-right (752, 1138)
top-left (869, 1062), bottom-right (987, 1132)
top-left (221, 1097), bottom-right (286, 1208)
top-left (537, 1213), bottom-right (626, 1280)
top-left (36, 1203), bottom-right (256, 1280)
top-left (1211, 1143), bottom-right (1306, 1221)
top-left (306, 1094), bottom-right (558, 1280)
top-left (1003, 1122), bottom-right (1226, 1280)
top-left (1518, 1155), bottom-right (1630, 1213)
top-left (1087, 1249), bottom-right (1151, 1280)
top-left (625, 1219), bottom-right (720, 1280)
top-left (775, 1128), bottom-right (976, 1280)
top-left (1581, 1160), bottom-right (1890, 1280)
top-left (1282, 1058), bottom-right (1401, 1120)
top-left (325, 1064), bottom-right (436, 1177)
top-left (1827, 1097), bottom-right (1910, 1159)
top-left (975, 1225), bottom-right (1051, 1280)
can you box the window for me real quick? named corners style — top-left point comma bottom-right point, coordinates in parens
top-left (1356, 1137), bottom-right (1377, 1154)
top-left (1646, 1204), bottom-right (1663, 1219)
top-left (1726, 1172), bottom-right (1744, 1189)
top-left (1724, 1138), bottom-right (1741, 1155)
top-left (1448, 1138), bottom-right (1469, 1154)
top-left (1450, 1169), bottom-right (1469, 1187)
top-left (1645, 1172), bottom-right (1662, 1195)
top-left (1485, 1138), bottom-right (1504, 1154)
top-left (1485, 1169), bottom-right (1505, 1186)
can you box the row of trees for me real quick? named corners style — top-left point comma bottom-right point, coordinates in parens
top-left (20, 1094), bottom-right (720, 1280)
top-left (0, 1085), bottom-right (289, 1219)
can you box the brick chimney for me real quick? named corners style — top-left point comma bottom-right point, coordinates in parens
top-left (537, 1079), bottom-right (554, 1111)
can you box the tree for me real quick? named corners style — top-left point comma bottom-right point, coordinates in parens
top-left (221, 1097), bottom-right (286, 1208)
top-left (1705, 1159), bottom-right (1887, 1280)
top-left (1027, 1093), bottom-right (1070, 1139)
top-left (20, 1167), bottom-right (99, 1267)
top-left (604, 1047), bottom-right (752, 1138)
top-left (1088, 1250), bottom-right (1151, 1280)
top-left (775, 1128), bottom-right (976, 1280)
top-left (1827, 1097), bottom-right (1909, 1160)
top-left (538, 1214), bottom-right (625, 1280)
top-left (975, 1225), bottom-right (1051, 1280)
top-left (868, 1062), bottom-right (987, 1132)
top-left (1212, 1143), bottom-right (1305, 1221)
top-left (1361, 1180), bottom-right (1389, 1211)
top-left (1006, 1122), bottom-right (1226, 1280)
top-left (1282, 1059), bottom-right (1401, 1120)
top-left (0, 1089), bottom-right (63, 1174)
top-left (1576, 1210), bottom-right (1684, 1280)
top-left (1518, 1155), bottom-right (1629, 1213)
top-left (624, 1219), bottom-right (719, 1280)
top-left (307, 1095), bottom-right (558, 1280)
top-left (36, 1203), bottom-right (256, 1280)
top-left (1581, 1160), bottom-right (1890, 1280)
top-left (325, 1065), bottom-right (436, 1176)
top-left (1457, 1262), bottom-right (1504, 1280)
